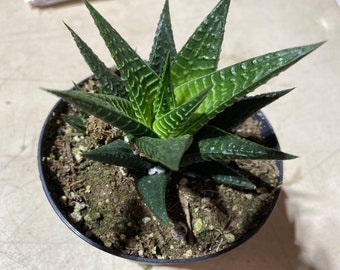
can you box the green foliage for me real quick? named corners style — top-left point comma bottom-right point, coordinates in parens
top-left (212, 175), bottom-right (256, 190)
top-left (64, 23), bottom-right (126, 97)
top-left (136, 174), bottom-right (170, 225)
top-left (197, 126), bottom-right (297, 161)
top-left (47, 0), bottom-right (322, 225)
top-left (209, 89), bottom-right (293, 130)
top-left (61, 114), bottom-right (86, 133)
top-left (135, 135), bottom-right (193, 171)
top-left (149, 0), bottom-right (176, 75)
top-left (171, 0), bottom-right (230, 87)
top-left (83, 139), bottom-right (153, 171)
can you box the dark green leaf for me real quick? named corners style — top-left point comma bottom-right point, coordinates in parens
top-left (180, 152), bottom-right (204, 168)
top-left (135, 135), bottom-right (193, 171)
top-left (171, 0), bottom-right (230, 87)
top-left (83, 139), bottom-right (153, 171)
top-left (209, 88), bottom-right (293, 131)
top-left (174, 42), bottom-right (324, 135)
top-left (185, 161), bottom-right (256, 189)
top-left (212, 175), bottom-right (256, 190)
top-left (61, 114), bottom-right (86, 133)
top-left (72, 82), bottom-right (84, 91)
top-left (46, 89), bottom-right (157, 137)
top-left (137, 174), bottom-right (171, 225)
top-left (84, 0), bottom-right (160, 127)
top-left (198, 126), bottom-right (297, 160)
top-left (149, 0), bottom-right (176, 75)
top-left (65, 23), bottom-right (127, 97)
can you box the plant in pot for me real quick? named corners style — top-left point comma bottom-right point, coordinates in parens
top-left (38, 0), bottom-right (322, 264)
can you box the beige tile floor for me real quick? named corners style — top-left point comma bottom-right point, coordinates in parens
top-left (1, 0), bottom-right (340, 269)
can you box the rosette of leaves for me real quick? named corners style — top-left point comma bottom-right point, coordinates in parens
top-left (47, 0), bottom-right (322, 225)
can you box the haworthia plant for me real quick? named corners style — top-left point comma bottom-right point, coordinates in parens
top-left (47, 0), bottom-right (322, 225)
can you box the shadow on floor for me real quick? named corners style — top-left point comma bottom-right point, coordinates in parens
top-left (160, 191), bottom-right (315, 270)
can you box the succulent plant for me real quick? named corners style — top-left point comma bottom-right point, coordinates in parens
top-left (47, 0), bottom-right (322, 225)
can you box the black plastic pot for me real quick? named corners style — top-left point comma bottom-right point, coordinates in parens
top-left (38, 95), bottom-right (283, 265)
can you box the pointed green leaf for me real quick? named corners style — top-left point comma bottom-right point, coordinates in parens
top-left (171, 0), bottom-right (230, 87)
top-left (185, 161), bottom-right (256, 189)
top-left (152, 87), bottom-right (211, 138)
top-left (84, 0), bottom-right (160, 127)
top-left (61, 114), bottom-right (86, 133)
top-left (209, 88), bottom-right (293, 131)
top-left (198, 126), bottom-right (297, 160)
top-left (153, 54), bottom-right (175, 120)
top-left (174, 42), bottom-right (324, 135)
top-left (72, 82), bottom-right (84, 91)
top-left (212, 174), bottom-right (256, 190)
top-left (137, 174), bottom-right (171, 225)
top-left (65, 23), bottom-right (127, 97)
top-left (135, 135), bottom-right (193, 171)
top-left (83, 140), bottom-right (153, 171)
top-left (149, 0), bottom-right (176, 75)
top-left (46, 89), bottom-right (157, 137)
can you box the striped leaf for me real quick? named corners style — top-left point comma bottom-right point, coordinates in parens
top-left (84, 0), bottom-right (160, 127)
top-left (198, 126), bottom-right (296, 161)
top-left (174, 42), bottom-right (324, 135)
top-left (153, 54), bottom-right (176, 120)
top-left (83, 140), bottom-right (153, 171)
top-left (137, 174), bottom-right (171, 225)
top-left (171, 0), bottom-right (230, 87)
top-left (153, 87), bottom-right (211, 138)
top-left (46, 89), bottom-right (157, 137)
top-left (149, 0), bottom-right (176, 75)
top-left (65, 23), bottom-right (127, 98)
top-left (209, 88), bottom-right (293, 131)
top-left (135, 135), bottom-right (193, 171)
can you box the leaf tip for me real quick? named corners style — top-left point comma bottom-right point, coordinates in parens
top-left (300, 41), bottom-right (326, 55)
top-left (279, 151), bottom-right (299, 160)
